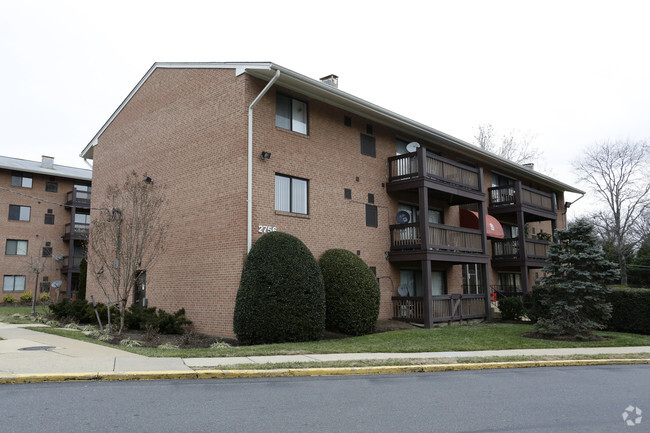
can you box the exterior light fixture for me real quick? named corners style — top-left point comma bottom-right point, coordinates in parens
top-left (261, 151), bottom-right (271, 160)
top-left (143, 175), bottom-right (153, 184)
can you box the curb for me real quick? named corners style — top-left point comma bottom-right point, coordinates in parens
top-left (1, 358), bottom-right (649, 384)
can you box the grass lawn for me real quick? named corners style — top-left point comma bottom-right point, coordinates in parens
top-left (0, 305), bottom-right (48, 323)
top-left (25, 322), bottom-right (650, 358)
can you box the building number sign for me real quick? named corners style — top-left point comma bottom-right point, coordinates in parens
top-left (258, 225), bottom-right (278, 233)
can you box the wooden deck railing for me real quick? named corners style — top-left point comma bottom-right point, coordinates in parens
top-left (388, 150), bottom-right (481, 192)
top-left (488, 182), bottom-right (554, 213)
top-left (66, 188), bottom-right (91, 207)
top-left (64, 222), bottom-right (90, 239)
top-left (390, 223), bottom-right (483, 253)
top-left (392, 294), bottom-right (487, 323)
top-left (492, 238), bottom-right (550, 260)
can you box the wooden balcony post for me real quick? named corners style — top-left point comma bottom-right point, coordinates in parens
top-left (515, 180), bottom-right (523, 206)
top-left (517, 208), bottom-right (530, 293)
top-left (421, 259), bottom-right (434, 328)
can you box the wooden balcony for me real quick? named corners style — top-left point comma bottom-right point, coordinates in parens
top-left (66, 189), bottom-right (91, 208)
top-left (491, 238), bottom-right (550, 268)
top-left (389, 222), bottom-right (487, 262)
top-left (61, 255), bottom-right (85, 273)
top-left (392, 294), bottom-right (487, 323)
top-left (387, 148), bottom-right (484, 203)
top-left (488, 181), bottom-right (556, 221)
top-left (63, 222), bottom-right (89, 240)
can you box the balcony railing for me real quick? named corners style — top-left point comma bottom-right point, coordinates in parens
top-left (392, 294), bottom-right (487, 323)
top-left (492, 238), bottom-right (550, 260)
top-left (390, 223), bottom-right (483, 253)
top-left (489, 285), bottom-right (524, 300)
top-left (488, 183), bottom-right (554, 213)
top-left (388, 150), bottom-right (481, 192)
top-left (64, 222), bottom-right (89, 239)
top-left (61, 255), bottom-right (85, 272)
top-left (66, 189), bottom-right (91, 207)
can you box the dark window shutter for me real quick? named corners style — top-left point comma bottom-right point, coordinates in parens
top-left (360, 134), bottom-right (376, 158)
top-left (366, 204), bottom-right (378, 227)
top-left (368, 193), bottom-right (374, 204)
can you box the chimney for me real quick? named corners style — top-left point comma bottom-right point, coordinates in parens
top-left (320, 74), bottom-right (338, 88)
top-left (522, 163), bottom-right (534, 170)
top-left (41, 155), bottom-right (54, 169)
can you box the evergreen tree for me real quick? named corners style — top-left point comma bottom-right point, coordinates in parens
top-left (534, 219), bottom-right (619, 338)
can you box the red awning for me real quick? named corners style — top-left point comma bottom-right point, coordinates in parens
top-left (459, 209), bottom-right (505, 239)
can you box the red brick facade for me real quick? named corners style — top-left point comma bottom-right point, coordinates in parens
top-left (84, 64), bottom-right (578, 338)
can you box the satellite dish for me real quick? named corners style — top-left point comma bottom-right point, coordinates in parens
top-left (396, 210), bottom-right (410, 224)
top-left (405, 141), bottom-right (420, 153)
top-left (55, 254), bottom-right (63, 261)
top-left (397, 285), bottom-right (409, 297)
top-left (51, 280), bottom-right (62, 289)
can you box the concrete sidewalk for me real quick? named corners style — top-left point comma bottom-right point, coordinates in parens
top-left (1, 322), bottom-right (649, 383)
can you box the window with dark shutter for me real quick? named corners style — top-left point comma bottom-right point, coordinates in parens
top-left (366, 204), bottom-right (378, 227)
top-left (368, 193), bottom-right (374, 204)
top-left (360, 134), bottom-right (376, 158)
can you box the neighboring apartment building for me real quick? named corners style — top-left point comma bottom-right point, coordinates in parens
top-left (1, 155), bottom-right (92, 300)
top-left (81, 62), bottom-right (583, 337)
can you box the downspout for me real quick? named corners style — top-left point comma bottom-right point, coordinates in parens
top-left (247, 69), bottom-right (281, 253)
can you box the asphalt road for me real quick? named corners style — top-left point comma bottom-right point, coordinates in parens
top-left (1, 365), bottom-right (647, 432)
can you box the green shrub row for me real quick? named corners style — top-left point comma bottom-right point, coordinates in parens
top-left (2, 293), bottom-right (50, 305)
top-left (606, 288), bottom-right (650, 335)
top-left (48, 298), bottom-right (191, 334)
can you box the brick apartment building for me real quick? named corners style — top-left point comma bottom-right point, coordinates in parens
top-left (80, 62), bottom-right (583, 337)
top-left (1, 155), bottom-right (91, 300)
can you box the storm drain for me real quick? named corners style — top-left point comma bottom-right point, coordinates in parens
top-left (19, 346), bottom-right (56, 351)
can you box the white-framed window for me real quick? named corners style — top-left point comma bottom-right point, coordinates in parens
top-left (275, 174), bottom-right (308, 214)
top-left (3, 275), bottom-right (26, 292)
top-left (8, 205), bottom-right (30, 221)
top-left (276, 93), bottom-right (308, 134)
top-left (397, 203), bottom-right (443, 224)
top-left (463, 264), bottom-right (483, 294)
top-left (5, 240), bottom-right (28, 255)
top-left (11, 172), bottom-right (32, 188)
top-left (399, 269), bottom-right (446, 297)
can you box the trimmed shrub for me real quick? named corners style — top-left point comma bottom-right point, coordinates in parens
top-left (123, 305), bottom-right (191, 334)
top-left (498, 297), bottom-right (526, 321)
top-left (20, 292), bottom-right (33, 304)
top-left (606, 288), bottom-right (650, 335)
top-left (233, 231), bottom-right (325, 344)
top-left (3, 295), bottom-right (16, 304)
top-left (48, 298), bottom-right (117, 325)
top-left (523, 287), bottom-right (549, 323)
top-left (39, 293), bottom-right (51, 303)
top-left (319, 249), bottom-right (380, 335)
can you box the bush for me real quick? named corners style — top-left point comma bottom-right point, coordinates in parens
top-left (319, 249), bottom-right (380, 335)
top-left (20, 292), bottom-right (33, 304)
top-left (606, 288), bottom-right (650, 335)
top-left (39, 293), bottom-right (51, 303)
top-left (233, 231), bottom-right (325, 344)
top-left (498, 297), bottom-right (526, 321)
top-left (523, 287), bottom-right (548, 323)
top-left (48, 298), bottom-right (117, 325)
top-left (123, 305), bottom-right (192, 334)
top-left (3, 295), bottom-right (16, 304)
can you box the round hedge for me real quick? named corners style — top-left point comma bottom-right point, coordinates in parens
top-left (233, 232), bottom-right (325, 344)
top-left (319, 249), bottom-right (380, 335)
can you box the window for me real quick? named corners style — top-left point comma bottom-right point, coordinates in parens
top-left (3, 275), bottom-right (26, 292)
top-left (366, 204), bottom-right (378, 227)
top-left (366, 124), bottom-right (373, 135)
top-left (399, 270), bottom-right (446, 296)
top-left (367, 193), bottom-right (374, 204)
top-left (344, 115), bottom-right (351, 127)
top-left (360, 133), bottom-right (376, 158)
top-left (44, 213), bottom-right (55, 225)
top-left (275, 174), bottom-right (308, 214)
top-left (45, 182), bottom-right (58, 192)
top-left (42, 247), bottom-right (53, 258)
top-left (6, 240), bottom-right (27, 255)
top-left (75, 213), bottom-right (91, 225)
top-left (276, 93), bottom-right (308, 134)
top-left (11, 172), bottom-right (32, 188)
top-left (491, 172), bottom-right (515, 187)
top-left (344, 188), bottom-right (352, 199)
top-left (397, 203), bottom-right (443, 224)
top-left (8, 205), bottom-right (30, 221)
top-left (498, 273), bottom-right (522, 293)
top-left (40, 282), bottom-right (50, 293)
top-left (462, 264), bottom-right (483, 294)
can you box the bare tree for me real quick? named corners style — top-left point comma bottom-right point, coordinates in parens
top-left (574, 139), bottom-right (650, 285)
top-left (89, 172), bottom-right (167, 334)
top-left (25, 254), bottom-right (50, 316)
top-left (474, 124), bottom-right (542, 165)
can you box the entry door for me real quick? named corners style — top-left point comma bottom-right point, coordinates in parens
top-left (431, 271), bottom-right (445, 296)
top-left (133, 271), bottom-right (146, 306)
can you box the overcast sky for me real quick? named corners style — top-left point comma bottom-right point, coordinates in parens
top-left (1, 0), bottom-right (648, 215)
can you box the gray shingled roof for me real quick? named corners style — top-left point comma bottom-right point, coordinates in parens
top-left (0, 155), bottom-right (91, 181)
